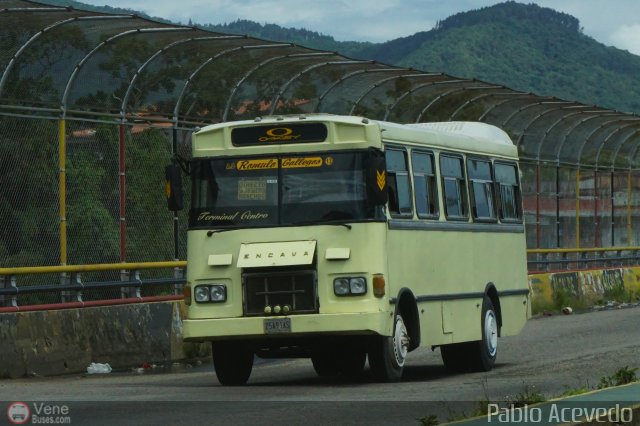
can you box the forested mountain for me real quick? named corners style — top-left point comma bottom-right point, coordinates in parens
top-left (38, 1), bottom-right (640, 114)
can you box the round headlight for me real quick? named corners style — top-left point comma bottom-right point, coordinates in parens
top-left (210, 285), bottom-right (226, 302)
top-left (350, 277), bottom-right (367, 295)
top-left (194, 286), bottom-right (210, 302)
top-left (334, 278), bottom-right (350, 296)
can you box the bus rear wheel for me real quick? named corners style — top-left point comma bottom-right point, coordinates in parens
top-left (368, 314), bottom-right (409, 382)
top-left (472, 296), bottom-right (498, 371)
top-left (440, 296), bottom-right (498, 373)
top-left (212, 341), bottom-right (254, 386)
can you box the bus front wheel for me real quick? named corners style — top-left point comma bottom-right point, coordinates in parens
top-left (368, 314), bottom-right (409, 382)
top-left (212, 341), bottom-right (254, 385)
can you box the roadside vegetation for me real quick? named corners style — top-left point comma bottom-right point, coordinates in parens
top-left (417, 366), bottom-right (639, 425)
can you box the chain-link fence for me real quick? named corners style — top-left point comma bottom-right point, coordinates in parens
top-left (2, 0), bottom-right (640, 296)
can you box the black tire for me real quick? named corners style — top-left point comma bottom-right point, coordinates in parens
top-left (441, 297), bottom-right (499, 373)
top-left (470, 296), bottom-right (498, 371)
top-left (311, 353), bottom-right (340, 377)
top-left (312, 346), bottom-right (367, 378)
top-left (212, 341), bottom-right (254, 386)
top-left (440, 342), bottom-right (472, 373)
top-left (368, 314), bottom-right (410, 382)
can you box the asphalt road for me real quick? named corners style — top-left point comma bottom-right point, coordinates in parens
top-left (1, 307), bottom-right (639, 425)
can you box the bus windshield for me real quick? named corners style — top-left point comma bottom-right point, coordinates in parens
top-left (189, 151), bottom-right (382, 228)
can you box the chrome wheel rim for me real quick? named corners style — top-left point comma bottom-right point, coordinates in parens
top-left (484, 310), bottom-right (498, 357)
top-left (393, 315), bottom-right (410, 367)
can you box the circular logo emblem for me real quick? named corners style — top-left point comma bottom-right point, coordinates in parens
top-left (324, 156), bottom-right (334, 166)
top-left (265, 127), bottom-right (293, 137)
top-left (7, 402), bottom-right (30, 425)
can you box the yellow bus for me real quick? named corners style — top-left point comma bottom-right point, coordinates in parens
top-left (167, 114), bottom-right (530, 385)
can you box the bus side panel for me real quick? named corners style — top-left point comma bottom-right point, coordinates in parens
top-left (386, 226), bottom-right (528, 347)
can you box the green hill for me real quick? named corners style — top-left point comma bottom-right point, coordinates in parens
top-left (39, 1), bottom-right (640, 114)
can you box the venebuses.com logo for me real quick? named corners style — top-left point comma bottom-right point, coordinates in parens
top-left (6, 402), bottom-right (71, 424)
top-left (7, 402), bottom-right (30, 424)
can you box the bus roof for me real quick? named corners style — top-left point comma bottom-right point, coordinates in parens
top-left (374, 119), bottom-right (518, 158)
top-left (194, 114), bottom-right (518, 159)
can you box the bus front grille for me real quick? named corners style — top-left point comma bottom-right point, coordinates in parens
top-left (243, 270), bottom-right (317, 316)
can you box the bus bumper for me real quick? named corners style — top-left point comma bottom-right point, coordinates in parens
top-left (183, 311), bottom-right (393, 341)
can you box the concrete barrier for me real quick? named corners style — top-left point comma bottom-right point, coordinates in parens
top-left (529, 267), bottom-right (640, 312)
top-left (0, 301), bottom-right (209, 379)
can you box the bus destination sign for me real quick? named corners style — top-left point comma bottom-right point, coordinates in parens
top-left (231, 123), bottom-right (328, 146)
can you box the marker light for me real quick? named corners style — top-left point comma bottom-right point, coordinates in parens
top-left (184, 284), bottom-right (192, 306)
top-left (373, 274), bottom-right (386, 298)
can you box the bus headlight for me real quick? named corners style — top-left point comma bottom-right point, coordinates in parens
top-left (194, 284), bottom-right (227, 303)
top-left (350, 277), bottom-right (367, 295)
top-left (194, 286), bottom-right (211, 302)
top-left (333, 277), bottom-right (367, 296)
top-left (333, 278), bottom-right (350, 295)
top-left (210, 285), bottom-right (227, 302)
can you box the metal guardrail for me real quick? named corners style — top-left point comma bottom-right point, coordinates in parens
top-left (527, 247), bottom-right (640, 273)
top-left (0, 261), bottom-right (187, 312)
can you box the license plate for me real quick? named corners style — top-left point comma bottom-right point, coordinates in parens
top-left (264, 318), bottom-right (291, 334)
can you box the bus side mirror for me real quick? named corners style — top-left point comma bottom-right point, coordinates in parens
top-left (165, 160), bottom-right (184, 211)
top-left (367, 155), bottom-right (388, 206)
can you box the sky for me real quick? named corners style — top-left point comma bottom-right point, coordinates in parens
top-left (77, 0), bottom-right (640, 55)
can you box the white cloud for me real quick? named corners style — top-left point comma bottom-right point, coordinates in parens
top-left (609, 24), bottom-right (640, 55)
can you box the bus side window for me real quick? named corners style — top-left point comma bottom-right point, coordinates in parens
top-left (467, 158), bottom-right (496, 221)
top-left (440, 154), bottom-right (468, 220)
top-left (495, 162), bottom-right (522, 221)
top-left (411, 151), bottom-right (438, 218)
top-left (385, 148), bottom-right (413, 217)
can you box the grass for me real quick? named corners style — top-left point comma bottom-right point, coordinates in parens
top-left (418, 366), bottom-right (639, 424)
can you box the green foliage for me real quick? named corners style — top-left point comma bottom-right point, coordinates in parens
top-left (597, 366), bottom-right (638, 389)
top-left (506, 385), bottom-right (547, 408)
top-left (416, 415), bottom-right (439, 426)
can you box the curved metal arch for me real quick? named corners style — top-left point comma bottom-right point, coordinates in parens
top-left (382, 78), bottom-right (466, 121)
top-left (269, 59), bottom-right (374, 115)
top-left (611, 123), bottom-right (640, 169)
top-left (221, 49), bottom-right (328, 120)
top-left (61, 26), bottom-right (190, 112)
top-left (575, 117), bottom-right (630, 167)
top-left (413, 85), bottom-right (502, 122)
top-left (619, 129), bottom-right (640, 169)
top-left (171, 43), bottom-right (292, 123)
top-left (628, 133), bottom-right (640, 168)
top-left (512, 103), bottom-right (578, 148)
top-left (450, 91), bottom-right (521, 121)
top-left (317, 68), bottom-right (403, 113)
top-left (120, 34), bottom-right (243, 117)
top-left (537, 108), bottom-right (602, 161)
top-left (477, 93), bottom-right (539, 121)
top-left (595, 120), bottom-right (640, 168)
top-left (416, 86), bottom-right (504, 123)
top-left (348, 72), bottom-right (443, 115)
top-left (499, 99), bottom-right (563, 128)
top-left (0, 14), bottom-right (134, 97)
top-left (314, 66), bottom-right (406, 113)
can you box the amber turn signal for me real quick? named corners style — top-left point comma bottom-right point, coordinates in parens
top-left (183, 284), bottom-right (192, 306)
top-left (373, 274), bottom-right (385, 298)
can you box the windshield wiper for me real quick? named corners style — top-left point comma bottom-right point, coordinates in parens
top-left (288, 221), bottom-right (352, 230)
top-left (206, 227), bottom-right (242, 236)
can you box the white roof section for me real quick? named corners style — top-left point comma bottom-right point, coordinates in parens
top-left (375, 119), bottom-right (518, 159)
